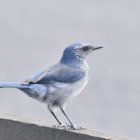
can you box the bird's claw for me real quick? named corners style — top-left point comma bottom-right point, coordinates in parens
top-left (64, 123), bottom-right (87, 130)
top-left (52, 123), bottom-right (87, 130)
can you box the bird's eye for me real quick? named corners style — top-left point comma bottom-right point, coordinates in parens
top-left (83, 46), bottom-right (89, 51)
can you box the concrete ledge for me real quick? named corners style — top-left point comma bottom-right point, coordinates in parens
top-left (0, 113), bottom-right (133, 140)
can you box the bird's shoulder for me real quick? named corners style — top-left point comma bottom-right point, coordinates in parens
top-left (23, 63), bottom-right (87, 84)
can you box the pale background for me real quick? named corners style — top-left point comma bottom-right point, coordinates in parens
top-left (0, 0), bottom-right (139, 139)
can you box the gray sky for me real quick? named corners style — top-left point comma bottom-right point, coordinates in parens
top-left (0, 0), bottom-right (140, 139)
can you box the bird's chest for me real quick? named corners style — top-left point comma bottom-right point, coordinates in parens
top-left (48, 63), bottom-right (89, 102)
top-left (70, 73), bottom-right (88, 95)
top-left (50, 71), bottom-right (88, 97)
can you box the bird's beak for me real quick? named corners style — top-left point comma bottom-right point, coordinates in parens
top-left (92, 46), bottom-right (103, 50)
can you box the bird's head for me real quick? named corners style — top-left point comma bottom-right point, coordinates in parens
top-left (60, 43), bottom-right (103, 66)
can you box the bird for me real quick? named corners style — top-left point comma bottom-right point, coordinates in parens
top-left (0, 43), bottom-right (102, 129)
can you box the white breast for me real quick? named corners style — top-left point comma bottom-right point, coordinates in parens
top-left (46, 75), bottom-right (88, 107)
top-left (47, 61), bottom-right (89, 105)
top-left (70, 73), bottom-right (88, 97)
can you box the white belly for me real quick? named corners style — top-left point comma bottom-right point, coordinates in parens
top-left (47, 74), bottom-right (88, 106)
top-left (46, 62), bottom-right (89, 106)
top-left (69, 75), bottom-right (88, 97)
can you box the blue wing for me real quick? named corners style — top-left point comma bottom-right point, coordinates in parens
top-left (23, 63), bottom-right (85, 84)
top-left (37, 70), bottom-right (85, 84)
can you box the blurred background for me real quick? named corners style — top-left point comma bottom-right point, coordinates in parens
top-left (0, 0), bottom-right (139, 139)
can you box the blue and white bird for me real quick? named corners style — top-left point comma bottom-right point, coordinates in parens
top-left (0, 43), bottom-right (102, 129)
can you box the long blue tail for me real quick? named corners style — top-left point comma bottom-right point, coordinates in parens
top-left (0, 82), bottom-right (29, 89)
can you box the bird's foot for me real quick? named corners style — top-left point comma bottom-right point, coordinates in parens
top-left (64, 123), bottom-right (87, 130)
top-left (52, 123), bottom-right (87, 130)
top-left (52, 123), bottom-right (63, 129)
top-left (52, 123), bottom-right (69, 129)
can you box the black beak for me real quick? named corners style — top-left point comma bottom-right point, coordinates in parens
top-left (92, 46), bottom-right (103, 50)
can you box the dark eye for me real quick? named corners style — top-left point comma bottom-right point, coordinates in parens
top-left (83, 46), bottom-right (89, 51)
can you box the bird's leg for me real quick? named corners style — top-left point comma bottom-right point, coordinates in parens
top-left (48, 105), bottom-right (62, 125)
top-left (59, 107), bottom-right (75, 129)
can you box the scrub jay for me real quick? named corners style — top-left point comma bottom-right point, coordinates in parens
top-left (0, 43), bottom-right (102, 129)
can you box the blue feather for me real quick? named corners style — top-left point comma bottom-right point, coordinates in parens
top-left (36, 71), bottom-right (85, 84)
top-left (60, 43), bottom-right (84, 68)
top-left (0, 82), bottom-right (29, 88)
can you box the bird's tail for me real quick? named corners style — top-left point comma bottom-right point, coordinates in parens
top-left (0, 82), bottom-right (29, 89)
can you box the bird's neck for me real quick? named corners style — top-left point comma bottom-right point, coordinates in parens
top-left (60, 53), bottom-right (85, 68)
